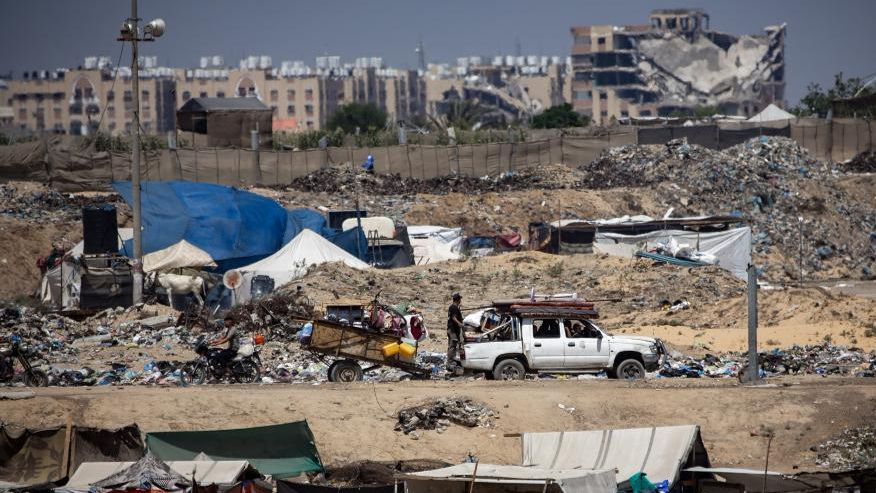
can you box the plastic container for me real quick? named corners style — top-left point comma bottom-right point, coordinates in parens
top-left (381, 342), bottom-right (400, 358)
top-left (398, 342), bottom-right (417, 359)
top-left (254, 334), bottom-right (266, 345)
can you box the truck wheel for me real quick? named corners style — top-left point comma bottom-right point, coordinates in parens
top-left (329, 360), bottom-right (363, 382)
top-left (493, 359), bottom-right (526, 381)
top-left (615, 359), bottom-right (646, 380)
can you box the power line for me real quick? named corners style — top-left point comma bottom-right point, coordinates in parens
top-left (93, 42), bottom-right (126, 133)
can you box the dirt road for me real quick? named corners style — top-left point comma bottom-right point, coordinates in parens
top-left (2, 378), bottom-right (874, 472)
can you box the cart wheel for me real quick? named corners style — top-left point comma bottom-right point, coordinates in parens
top-left (329, 360), bottom-right (363, 382)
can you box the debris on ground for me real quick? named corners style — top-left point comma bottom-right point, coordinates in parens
top-left (396, 397), bottom-right (496, 434)
top-left (840, 151), bottom-right (876, 174)
top-left (0, 184), bottom-right (120, 223)
top-left (815, 426), bottom-right (876, 470)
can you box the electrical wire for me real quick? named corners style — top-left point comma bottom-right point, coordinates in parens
top-left (93, 42), bottom-right (126, 133)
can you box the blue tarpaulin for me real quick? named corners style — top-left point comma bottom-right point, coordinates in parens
top-left (113, 181), bottom-right (365, 269)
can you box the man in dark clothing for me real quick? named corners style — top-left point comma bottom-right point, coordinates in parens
top-left (446, 293), bottom-right (464, 368)
top-left (211, 315), bottom-right (239, 371)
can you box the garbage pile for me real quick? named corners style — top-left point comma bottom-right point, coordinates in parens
top-left (815, 426), bottom-right (876, 470)
top-left (287, 163), bottom-right (584, 196)
top-left (581, 136), bottom-right (876, 280)
top-left (0, 184), bottom-right (120, 223)
top-left (841, 151), bottom-right (876, 173)
top-left (396, 397), bottom-right (496, 434)
top-left (659, 344), bottom-right (876, 379)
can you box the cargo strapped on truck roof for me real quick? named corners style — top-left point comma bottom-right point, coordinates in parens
top-left (508, 305), bottom-right (599, 319)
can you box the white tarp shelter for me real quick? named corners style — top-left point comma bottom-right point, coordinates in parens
top-left (402, 463), bottom-right (617, 493)
top-left (522, 425), bottom-right (709, 486)
top-left (593, 227), bottom-right (751, 280)
top-left (65, 460), bottom-right (252, 489)
top-left (41, 228), bottom-right (134, 310)
top-left (143, 240), bottom-right (216, 273)
top-left (684, 467), bottom-right (811, 493)
top-left (407, 225), bottom-right (464, 264)
top-left (342, 216), bottom-right (395, 239)
top-left (234, 229), bottom-right (369, 302)
top-left (747, 103), bottom-right (795, 123)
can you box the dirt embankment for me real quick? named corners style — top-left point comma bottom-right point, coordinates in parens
top-left (2, 379), bottom-right (874, 471)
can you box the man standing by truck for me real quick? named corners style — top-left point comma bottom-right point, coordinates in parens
top-left (446, 292), bottom-right (465, 370)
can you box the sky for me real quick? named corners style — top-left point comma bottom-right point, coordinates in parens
top-left (1, 0), bottom-right (875, 104)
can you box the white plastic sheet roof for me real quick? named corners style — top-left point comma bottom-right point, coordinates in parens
top-left (403, 463), bottom-right (617, 493)
top-left (747, 103), bottom-right (795, 122)
top-left (522, 425), bottom-right (702, 485)
top-left (407, 225), bottom-right (463, 265)
top-left (66, 460), bottom-right (251, 489)
top-left (143, 240), bottom-right (216, 273)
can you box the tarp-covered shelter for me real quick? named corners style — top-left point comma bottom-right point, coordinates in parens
top-left (142, 240), bottom-right (217, 273)
top-left (408, 226), bottom-right (463, 265)
top-left (233, 229), bottom-right (369, 303)
top-left (90, 453), bottom-right (189, 491)
top-left (522, 425), bottom-right (710, 488)
top-left (146, 421), bottom-right (323, 480)
top-left (112, 181), bottom-right (366, 270)
top-left (747, 104), bottom-right (795, 123)
top-left (402, 463), bottom-right (618, 493)
top-left (66, 460), bottom-right (257, 490)
top-left (0, 424), bottom-right (144, 489)
top-left (176, 97), bottom-right (272, 148)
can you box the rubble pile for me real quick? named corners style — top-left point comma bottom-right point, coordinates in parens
top-left (816, 426), bottom-right (876, 470)
top-left (581, 136), bottom-right (876, 280)
top-left (0, 184), bottom-right (120, 223)
top-left (841, 151), bottom-right (876, 173)
top-left (659, 344), bottom-right (876, 379)
top-left (395, 397), bottom-right (496, 434)
top-left (287, 163), bottom-right (584, 196)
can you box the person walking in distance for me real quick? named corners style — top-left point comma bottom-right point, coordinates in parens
top-left (447, 292), bottom-right (464, 370)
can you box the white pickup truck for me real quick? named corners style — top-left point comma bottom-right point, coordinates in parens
top-left (460, 309), bottom-right (665, 380)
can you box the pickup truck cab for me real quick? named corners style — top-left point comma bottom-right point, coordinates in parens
top-left (460, 303), bottom-right (665, 380)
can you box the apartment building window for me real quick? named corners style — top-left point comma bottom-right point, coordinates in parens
top-left (141, 90), bottom-right (150, 100)
top-left (573, 90), bottom-right (592, 101)
top-left (666, 17), bottom-right (677, 29)
top-left (305, 104), bottom-right (314, 116)
top-left (217, 91), bottom-right (225, 98)
top-left (287, 89), bottom-right (295, 100)
top-left (599, 92), bottom-right (607, 100)
top-left (107, 90), bottom-right (115, 101)
top-left (107, 106), bottom-right (115, 118)
top-left (182, 91), bottom-right (191, 101)
top-left (18, 108), bottom-right (27, 120)
top-left (53, 92), bottom-right (64, 102)
top-left (200, 92), bottom-right (207, 98)
top-left (597, 37), bottom-right (606, 45)
top-left (270, 89), bottom-right (278, 102)
top-left (123, 90), bottom-right (132, 101)
top-left (305, 89), bottom-right (313, 101)
top-left (287, 105), bottom-right (295, 116)
top-left (640, 110), bottom-right (652, 116)
top-left (74, 88), bottom-right (83, 99)
top-left (306, 121), bottom-right (314, 129)
top-left (84, 87), bottom-right (93, 99)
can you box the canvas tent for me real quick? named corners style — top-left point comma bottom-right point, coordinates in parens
top-left (0, 424), bottom-right (143, 489)
top-left (522, 425), bottom-right (710, 487)
top-left (407, 226), bottom-right (463, 265)
top-left (146, 421), bottom-right (323, 480)
top-left (402, 463), bottom-right (617, 493)
top-left (143, 240), bottom-right (216, 273)
top-left (65, 460), bottom-right (255, 490)
top-left (747, 104), bottom-right (795, 123)
top-left (233, 229), bottom-right (369, 303)
top-left (90, 453), bottom-right (189, 491)
top-left (593, 227), bottom-right (752, 280)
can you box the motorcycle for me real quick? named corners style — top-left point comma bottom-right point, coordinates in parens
top-left (182, 337), bottom-right (261, 385)
top-left (0, 335), bottom-right (49, 387)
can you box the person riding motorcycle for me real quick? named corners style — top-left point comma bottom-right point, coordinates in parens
top-left (210, 315), bottom-right (239, 372)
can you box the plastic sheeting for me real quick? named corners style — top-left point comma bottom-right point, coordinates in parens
top-left (593, 227), bottom-right (751, 280)
top-left (403, 463), bottom-right (617, 493)
top-left (143, 240), bottom-right (217, 273)
top-left (522, 425), bottom-right (709, 486)
top-left (407, 226), bottom-right (464, 265)
top-left (112, 181), bottom-right (366, 267)
top-left (67, 460), bottom-right (252, 489)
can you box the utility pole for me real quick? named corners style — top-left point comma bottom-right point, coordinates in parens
top-left (119, 0), bottom-right (164, 304)
top-left (745, 262), bottom-right (759, 383)
top-left (798, 216), bottom-right (804, 287)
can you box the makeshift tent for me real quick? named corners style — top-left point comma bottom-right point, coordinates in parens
top-left (112, 181), bottom-right (366, 268)
top-left (747, 104), bottom-right (795, 123)
top-left (401, 463), bottom-right (618, 493)
top-left (522, 425), bottom-right (710, 487)
top-left (91, 453), bottom-right (189, 491)
top-left (143, 240), bottom-right (217, 273)
top-left (593, 227), bottom-right (752, 280)
top-left (41, 228), bottom-right (134, 310)
top-left (146, 421), bottom-right (323, 479)
top-left (0, 424), bottom-right (143, 489)
top-left (66, 460), bottom-right (256, 489)
top-left (342, 217), bottom-right (395, 239)
top-left (233, 229), bottom-right (369, 302)
top-left (407, 226), bottom-right (463, 265)
top-left (278, 482), bottom-right (395, 493)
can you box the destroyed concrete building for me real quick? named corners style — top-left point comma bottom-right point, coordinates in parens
top-left (570, 9), bottom-right (786, 124)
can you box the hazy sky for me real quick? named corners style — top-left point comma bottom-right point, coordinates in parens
top-left (2, 0), bottom-right (875, 104)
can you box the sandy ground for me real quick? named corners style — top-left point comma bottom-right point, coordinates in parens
top-left (2, 378), bottom-right (874, 472)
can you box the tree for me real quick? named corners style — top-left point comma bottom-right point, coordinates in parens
top-left (326, 103), bottom-right (388, 133)
top-left (530, 103), bottom-right (588, 129)
top-left (792, 72), bottom-right (871, 117)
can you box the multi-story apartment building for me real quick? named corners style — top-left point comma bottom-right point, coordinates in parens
top-left (570, 9), bottom-right (786, 124)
